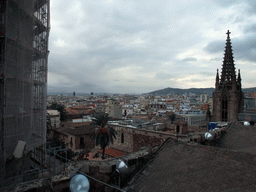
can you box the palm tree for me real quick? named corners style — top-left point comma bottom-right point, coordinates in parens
top-left (46, 113), bottom-right (52, 140)
top-left (90, 112), bottom-right (117, 159)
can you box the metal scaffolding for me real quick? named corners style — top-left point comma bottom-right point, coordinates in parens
top-left (0, 0), bottom-right (50, 187)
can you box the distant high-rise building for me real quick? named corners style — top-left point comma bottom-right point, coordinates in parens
top-left (212, 30), bottom-right (243, 122)
top-left (73, 91), bottom-right (76, 97)
top-left (0, 0), bottom-right (50, 183)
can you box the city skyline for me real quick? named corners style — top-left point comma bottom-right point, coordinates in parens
top-left (48, 0), bottom-right (256, 94)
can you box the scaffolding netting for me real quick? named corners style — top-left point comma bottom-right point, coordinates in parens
top-left (0, 0), bottom-right (50, 186)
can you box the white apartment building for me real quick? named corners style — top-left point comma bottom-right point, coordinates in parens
top-left (47, 110), bottom-right (61, 128)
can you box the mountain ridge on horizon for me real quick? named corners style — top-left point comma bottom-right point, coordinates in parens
top-left (145, 87), bottom-right (256, 95)
top-left (47, 87), bottom-right (256, 96)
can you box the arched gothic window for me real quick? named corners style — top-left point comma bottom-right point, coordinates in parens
top-left (222, 96), bottom-right (228, 121)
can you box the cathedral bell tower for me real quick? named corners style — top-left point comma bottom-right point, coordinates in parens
top-left (212, 30), bottom-right (243, 122)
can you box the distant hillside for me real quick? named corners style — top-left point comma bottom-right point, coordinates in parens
top-left (146, 87), bottom-right (256, 96)
top-left (243, 87), bottom-right (256, 93)
top-left (145, 87), bottom-right (214, 95)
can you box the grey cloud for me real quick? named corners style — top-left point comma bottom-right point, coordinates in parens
top-left (200, 71), bottom-right (215, 76)
top-left (233, 15), bottom-right (246, 23)
top-left (155, 72), bottom-right (172, 80)
top-left (244, 23), bottom-right (256, 34)
top-left (129, 80), bottom-right (137, 83)
top-left (210, 57), bottom-right (222, 61)
top-left (190, 78), bottom-right (204, 82)
top-left (205, 33), bottom-right (256, 63)
top-left (245, 0), bottom-right (256, 14)
top-left (48, 81), bottom-right (100, 93)
top-left (233, 36), bottom-right (256, 62)
top-left (214, 0), bottom-right (247, 7)
top-left (204, 40), bottom-right (224, 54)
top-left (181, 57), bottom-right (197, 62)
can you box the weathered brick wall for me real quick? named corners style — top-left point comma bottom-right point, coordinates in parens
top-left (133, 134), bottom-right (164, 152)
top-left (84, 134), bottom-right (95, 150)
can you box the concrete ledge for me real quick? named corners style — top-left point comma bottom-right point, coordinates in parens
top-left (80, 165), bottom-right (89, 173)
top-left (99, 165), bottom-right (112, 173)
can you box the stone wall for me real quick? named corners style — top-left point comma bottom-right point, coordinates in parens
top-left (133, 134), bottom-right (164, 152)
top-left (54, 130), bottom-right (95, 152)
top-left (110, 127), bottom-right (134, 153)
top-left (188, 125), bottom-right (207, 133)
top-left (16, 149), bottom-right (152, 192)
top-left (184, 126), bottom-right (227, 145)
top-left (110, 125), bottom-right (173, 153)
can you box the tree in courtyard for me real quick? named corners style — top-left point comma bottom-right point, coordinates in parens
top-left (90, 112), bottom-right (117, 159)
top-left (48, 102), bottom-right (66, 121)
top-left (168, 113), bottom-right (176, 124)
top-left (46, 113), bottom-right (52, 140)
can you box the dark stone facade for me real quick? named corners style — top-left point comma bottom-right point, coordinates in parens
top-left (212, 30), bottom-right (243, 122)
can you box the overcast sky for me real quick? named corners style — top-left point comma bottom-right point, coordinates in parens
top-left (48, 0), bottom-right (256, 94)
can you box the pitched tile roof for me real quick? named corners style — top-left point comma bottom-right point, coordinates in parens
top-left (217, 123), bottom-right (256, 155)
top-left (72, 105), bottom-right (90, 110)
top-left (66, 126), bottom-right (91, 136)
top-left (54, 127), bottom-right (73, 136)
top-left (65, 107), bottom-right (95, 116)
top-left (126, 139), bottom-right (256, 192)
top-left (55, 123), bottom-right (91, 136)
top-left (98, 148), bottom-right (125, 158)
top-left (66, 121), bottom-right (91, 128)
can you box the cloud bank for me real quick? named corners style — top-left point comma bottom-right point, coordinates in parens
top-left (48, 0), bottom-right (256, 93)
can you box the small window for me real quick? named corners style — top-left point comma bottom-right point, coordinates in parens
top-left (121, 133), bottom-right (124, 143)
top-left (80, 137), bottom-right (84, 147)
top-left (176, 125), bottom-right (180, 133)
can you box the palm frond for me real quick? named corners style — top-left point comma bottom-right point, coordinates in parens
top-left (89, 112), bottom-right (118, 157)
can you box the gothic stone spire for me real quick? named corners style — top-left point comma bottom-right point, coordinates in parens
top-left (212, 30), bottom-right (244, 122)
top-left (238, 69), bottom-right (241, 82)
top-left (220, 30), bottom-right (236, 84)
top-left (215, 69), bottom-right (219, 89)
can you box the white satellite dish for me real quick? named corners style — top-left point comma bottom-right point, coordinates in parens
top-left (70, 174), bottom-right (90, 192)
top-left (244, 121), bottom-right (250, 126)
top-left (204, 132), bottom-right (214, 141)
top-left (116, 160), bottom-right (129, 175)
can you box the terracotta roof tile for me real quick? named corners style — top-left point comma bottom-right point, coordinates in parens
top-left (98, 148), bottom-right (125, 158)
top-left (72, 105), bottom-right (89, 110)
top-left (66, 126), bottom-right (91, 136)
top-left (66, 121), bottom-right (91, 128)
top-left (54, 127), bottom-right (73, 136)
